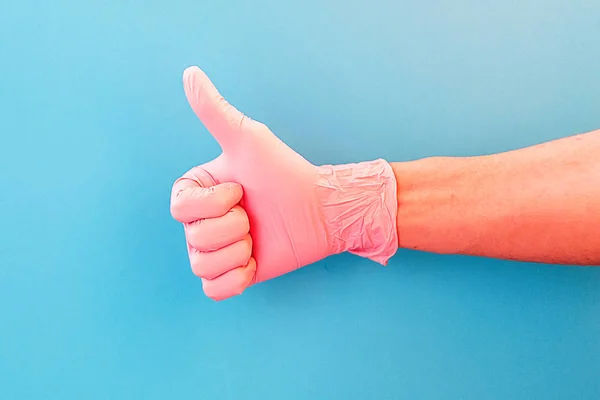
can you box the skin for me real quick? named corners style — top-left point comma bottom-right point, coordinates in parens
top-left (391, 129), bottom-right (600, 265)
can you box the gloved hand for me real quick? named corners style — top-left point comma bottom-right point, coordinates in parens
top-left (170, 66), bottom-right (399, 300)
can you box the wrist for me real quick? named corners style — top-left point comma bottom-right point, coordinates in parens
top-left (315, 159), bottom-right (399, 264)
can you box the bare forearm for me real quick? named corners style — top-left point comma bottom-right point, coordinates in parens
top-left (391, 130), bottom-right (600, 265)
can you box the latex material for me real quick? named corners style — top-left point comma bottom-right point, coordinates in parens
top-left (170, 66), bottom-right (398, 300)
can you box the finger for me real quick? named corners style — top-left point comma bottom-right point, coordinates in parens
top-left (190, 234), bottom-right (252, 280)
top-left (171, 179), bottom-right (243, 223)
top-left (202, 257), bottom-right (257, 301)
top-left (186, 205), bottom-right (249, 251)
top-left (183, 66), bottom-right (247, 151)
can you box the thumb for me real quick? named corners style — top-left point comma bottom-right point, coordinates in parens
top-left (183, 66), bottom-right (245, 151)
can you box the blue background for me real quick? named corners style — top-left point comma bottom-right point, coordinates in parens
top-left (1, 0), bottom-right (599, 398)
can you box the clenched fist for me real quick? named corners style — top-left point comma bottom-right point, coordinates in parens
top-left (170, 66), bottom-right (399, 301)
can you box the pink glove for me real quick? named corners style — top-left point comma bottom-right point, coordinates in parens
top-left (170, 66), bottom-right (399, 300)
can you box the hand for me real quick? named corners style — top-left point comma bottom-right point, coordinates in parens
top-left (170, 66), bottom-right (399, 301)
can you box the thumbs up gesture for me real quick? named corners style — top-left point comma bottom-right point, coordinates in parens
top-left (170, 66), bottom-right (399, 300)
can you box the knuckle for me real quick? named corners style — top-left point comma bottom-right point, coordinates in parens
top-left (170, 200), bottom-right (187, 221)
top-left (233, 262), bottom-right (256, 296)
top-left (232, 283), bottom-right (246, 296)
top-left (189, 251), bottom-right (210, 279)
top-left (230, 206), bottom-right (250, 232)
top-left (185, 221), bottom-right (205, 249)
top-left (169, 202), bottom-right (180, 220)
top-left (249, 120), bottom-right (268, 132)
top-left (231, 204), bottom-right (247, 215)
top-left (230, 271), bottom-right (250, 297)
top-left (242, 235), bottom-right (253, 257)
top-left (203, 287), bottom-right (220, 301)
top-left (202, 281), bottom-right (226, 302)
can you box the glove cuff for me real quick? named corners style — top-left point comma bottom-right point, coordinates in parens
top-left (315, 159), bottom-right (399, 265)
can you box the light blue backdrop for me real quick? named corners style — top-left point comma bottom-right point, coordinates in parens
top-left (1, 1), bottom-right (599, 399)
